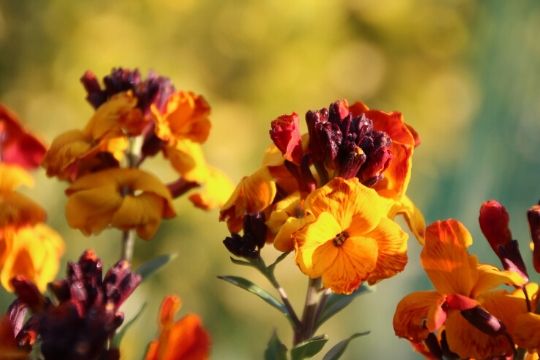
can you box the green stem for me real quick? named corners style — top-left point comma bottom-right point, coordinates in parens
top-left (252, 257), bottom-right (301, 331)
top-left (294, 277), bottom-right (322, 345)
top-left (121, 229), bottom-right (136, 262)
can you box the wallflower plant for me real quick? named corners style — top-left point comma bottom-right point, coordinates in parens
top-left (0, 68), bottom-right (224, 359)
top-left (219, 99), bottom-right (424, 359)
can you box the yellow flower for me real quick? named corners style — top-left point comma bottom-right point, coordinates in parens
top-left (393, 219), bottom-right (527, 359)
top-left (0, 223), bottom-right (64, 292)
top-left (65, 168), bottom-right (176, 240)
top-left (145, 295), bottom-right (210, 360)
top-left (0, 164), bottom-right (46, 228)
top-left (220, 167), bottom-right (276, 233)
top-left (189, 167), bottom-right (234, 210)
top-left (165, 140), bottom-right (209, 183)
top-left (293, 177), bottom-right (407, 294)
top-left (153, 91), bottom-right (211, 144)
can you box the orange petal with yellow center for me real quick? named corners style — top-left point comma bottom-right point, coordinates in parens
top-left (305, 177), bottom-right (391, 233)
top-left (445, 310), bottom-right (513, 359)
top-left (422, 220), bottom-right (478, 296)
top-left (0, 191), bottom-right (46, 228)
top-left (393, 291), bottom-right (446, 342)
top-left (365, 217), bottom-right (408, 284)
top-left (319, 235), bottom-right (378, 294)
top-left (295, 211), bottom-right (342, 276)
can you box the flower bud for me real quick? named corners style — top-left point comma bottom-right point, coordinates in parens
top-left (527, 204), bottom-right (540, 273)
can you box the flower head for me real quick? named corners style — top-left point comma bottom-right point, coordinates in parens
top-left (293, 177), bottom-right (407, 294)
top-left (9, 250), bottom-right (141, 359)
top-left (393, 219), bottom-right (526, 359)
top-left (145, 295), bottom-right (210, 360)
top-left (65, 168), bottom-right (175, 239)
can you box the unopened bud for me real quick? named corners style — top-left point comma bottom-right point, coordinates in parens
top-left (527, 204), bottom-right (540, 273)
top-left (479, 200), bottom-right (512, 251)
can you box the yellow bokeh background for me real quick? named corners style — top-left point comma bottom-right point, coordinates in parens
top-left (2, 0), bottom-right (540, 358)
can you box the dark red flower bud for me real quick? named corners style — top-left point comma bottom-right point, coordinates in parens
top-left (11, 277), bottom-right (46, 312)
top-left (479, 201), bottom-right (528, 279)
top-left (270, 113), bottom-right (303, 164)
top-left (479, 200), bottom-right (512, 250)
top-left (224, 213), bottom-right (267, 259)
top-left (527, 204), bottom-right (540, 273)
top-left (460, 306), bottom-right (504, 336)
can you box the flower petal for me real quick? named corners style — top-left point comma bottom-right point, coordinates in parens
top-left (393, 291), bottom-right (446, 342)
top-left (421, 220), bottom-right (478, 296)
top-left (366, 217), bottom-right (408, 284)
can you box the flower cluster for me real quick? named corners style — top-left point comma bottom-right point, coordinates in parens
top-left (0, 105), bottom-right (64, 292)
top-left (42, 68), bottom-right (232, 241)
top-left (0, 250), bottom-right (140, 359)
top-left (221, 99), bottom-right (423, 294)
top-left (393, 200), bottom-right (540, 359)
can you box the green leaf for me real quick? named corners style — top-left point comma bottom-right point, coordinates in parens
top-left (268, 251), bottom-right (291, 273)
top-left (316, 284), bottom-right (373, 328)
top-left (218, 275), bottom-right (288, 316)
top-left (230, 257), bottom-right (253, 267)
top-left (290, 335), bottom-right (328, 360)
top-left (264, 331), bottom-right (288, 360)
top-left (322, 332), bottom-right (370, 360)
top-left (112, 302), bottom-right (147, 347)
top-left (136, 253), bottom-right (177, 280)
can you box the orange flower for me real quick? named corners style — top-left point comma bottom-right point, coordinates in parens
top-left (393, 220), bottom-right (526, 359)
top-left (65, 168), bottom-right (175, 239)
top-left (220, 167), bottom-right (277, 233)
top-left (165, 140), bottom-right (210, 184)
top-left (145, 295), bottom-right (210, 360)
top-left (0, 104), bottom-right (46, 170)
top-left (154, 91), bottom-right (211, 144)
top-left (0, 164), bottom-right (46, 228)
top-left (0, 223), bottom-right (64, 292)
top-left (293, 177), bottom-right (407, 294)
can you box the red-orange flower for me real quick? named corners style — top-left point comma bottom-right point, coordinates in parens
top-left (393, 220), bottom-right (526, 359)
top-left (0, 105), bottom-right (46, 170)
top-left (145, 295), bottom-right (210, 360)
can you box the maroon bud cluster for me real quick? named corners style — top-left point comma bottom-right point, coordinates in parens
top-left (527, 204), bottom-right (540, 273)
top-left (224, 213), bottom-right (267, 259)
top-left (8, 250), bottom-right (141, 360)
top-left (81, 68), bottom-right (175, 113)
top-left (305, 100), bottom-right (392, 186)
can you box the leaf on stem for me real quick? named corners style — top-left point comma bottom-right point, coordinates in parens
top-left (264, 331), bottom-right (288, 360)
top-left (229, 256), bottom-right (253, 267)
top-left (290, 334), bottom-right (328, 360)
top-left (316, 284), bottom-right (372, 328)
top-left (136, 253), bottom-right (178, 281)
top-left (112, 302), bottom-right (147, 347)
top-left (217, 275), bottom-right (289, 316)
top-left (268, 251), bottom-right (291, 273)
top-left (322, 332), bottom-right (370, 360)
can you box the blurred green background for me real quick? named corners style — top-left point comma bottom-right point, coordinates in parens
top-left (2, 0), bottom-right (540, 358)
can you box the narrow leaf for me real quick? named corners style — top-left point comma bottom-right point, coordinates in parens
top-left (112, 302), bottom-right (147, 347)
top-left (136, 254), bottom-right (177, 280)
top-left (265, 331), bottom-right (288, 360)
top-left (218, 275), bottom-right (288, 316)
top-left (291, 335), bottom-right (328, 360)
top-left (268, 251), bottom-right (291, 273)
top-left (322, 332), bottom-right (370, 360)
top-left (316, 284), bottom-right (372, 328)
top-left (230, 257), bottom-right (253, 267)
